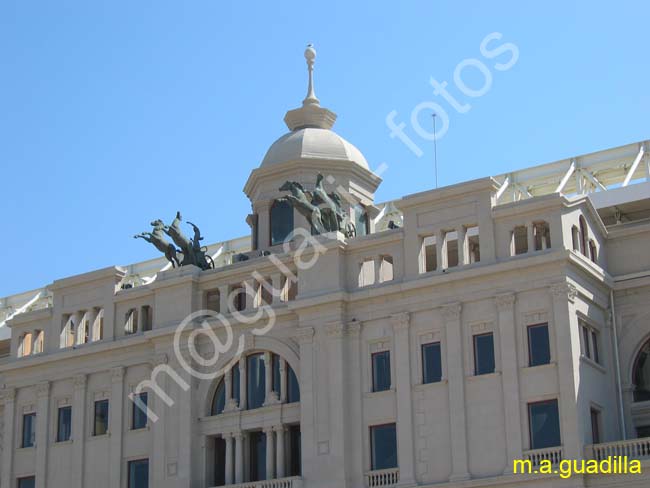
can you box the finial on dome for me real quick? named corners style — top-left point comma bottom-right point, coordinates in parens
top-left (303, 44), bottom-right (319, 107)
top-left (283, 44), bottom-right (337, 131)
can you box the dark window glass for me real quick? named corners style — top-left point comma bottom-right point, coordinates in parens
top-left (212, 380), bottom-right (226, 415)
top-left (249, 431), bottom-right (267, 481)
top-left (214, 436), bottom-right (226, 486)
top-left (289, 425), bottom-right (302, 476)
top-left (528, 400), bottom-right (561, 449)
top-left (636, 425), bottom-right (650, 438)
top-left (94, 399), bottom-right (109, 436)
top-left (247, 353), bottom-right (266, 410)
top-left (231, 365), bottom-right (241, 407)
top-left (582, 325), bottom-right (591, 359)
top-left (132, 392), bottom-right (148, 430)
top-left (128, 459), bottom-right (149, 488)
top-left (372, 351), bottom-right (391, 392)
top-left (272, 354), bottom-right (281, 397)
top-left (370, 423), bottom-right (397, 470)
top-left (270, 200), bottom-right (294, 246)
top-left (422, 342), bottom-right (442, 384)
top-left (590, 408), bottom-right (601, 444)
top-left (528, 324), bottom-right (551, 367)
top-left (634, 340), bottom-right (650, 402)
top-left (592, 330), bottom-right (600, 364)
top-left (473, 333), bottom-right (495, 375)
top-left (57, 406), bottom-right (72, 442)
top-left (18, 477), bottom-right (35, 488)
top-left (287, 365), bottom-right (300, 403)
top-left (22, 413), bottom-right (36, 448)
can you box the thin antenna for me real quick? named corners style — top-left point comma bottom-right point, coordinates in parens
top-left (432, 113), bottom-right (438, 189)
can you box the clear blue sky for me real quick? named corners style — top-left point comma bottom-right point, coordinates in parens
top-left (1, 0), bottom-right (648, 297)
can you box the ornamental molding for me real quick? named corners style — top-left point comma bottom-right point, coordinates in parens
top-left (441, 302), bottom-right (462, 321)
top-left (494, 293), bottom-right (516, 311)
top-left (0, 387), bottom-right (16, 403)
top-left (550, 282), bottom-right (578, 303)
top-left (294, 327), bottom-right (315, 344)
top-left (391, 312), bottom-right (410, 331)
top-left (36, 381), bottom-right (50, 398)
top-left (325, 322), bottom-right (345, 338)
top-left (73, 374), bottom-right (87, 389)
top-left (111, 366), bottom-right (125, 382)
top-left (150, 353), bottom-right (169, 368)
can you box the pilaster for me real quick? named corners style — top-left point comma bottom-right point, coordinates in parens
top-left (109, 366), bottom-right (124, 488)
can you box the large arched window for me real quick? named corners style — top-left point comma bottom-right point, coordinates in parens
top-left (579, 216), bottom-right (588, 256)
top-left (270, 200), bottom-right (294, 246)
top-left (210, 352), bottom-right (300, 415)
top-left (633, 340), bottom-right (650, 402)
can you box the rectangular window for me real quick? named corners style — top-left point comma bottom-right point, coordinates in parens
top-left (581, 324), bottom-right (591, 359)
top-left (128, 459), bottom-right (149, 488)
top-left (22, 413), bottom-right (36, 448)
top-left (527, 323), bottom-right (551, 367)
top-left (289, 425), bottom-right (302, 476)
top-left (528, 399), bottom-right (561, 449)
top-left (473, 333), bottom-right (495, 375)
top-left (132, 392), bottom-right (148, 430)
top-left (249, 431), bottom-right (267, 482)
top-left (371, 351), bottom-right (391, 392)
top-left (57, 406), bottom-right (72, 442)
top-left (446, 231), bottom-right (459, 268)
top-left (141, 306), bottom-right (152, 332)
top-left (422, 235), bottom-right (437, 273)
top-left (512, 226), bottom-right (528, 255)
top-left (590, 408), bottom-right (601, 444)
top-left (94, 399), bottom-right (109, 436)
top-left (370, 423), bottom-right (397, 470)
top-left (17, 477), bottom-right (35, 488)
top-left (247, 353), bottom-right (266, 409)
top-left (214, 436), bottom-right (226, 487)
top-left (422, 342), bottom-right (442, 384)
top-left (287, 365), bottom-right (300, 403)
top-left (591, 330), bottom-right (600, 364)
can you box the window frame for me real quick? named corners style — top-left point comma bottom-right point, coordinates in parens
top-left (131, 392), bottom-right (148, 430)
top-left (127, 458), bottom-right (149, 488)
top-left (421, 341), bottom-right (442, 384)
top-left (371, 350), bottom-right (391, 392)
top-left (473, 332), bottom-right (495, 376)
top-left (93, 398), bottom-right (110, 436)
top-left (527, 323), bottom-right (551, 367)
top-left (56, 405), bottom-right (72, 443)
top-left (21, 412), bottom-right (36, 448)
top-left (528, 399), bottom-right (561, 450)
top-left (369, 423), bottom-right (398, 471)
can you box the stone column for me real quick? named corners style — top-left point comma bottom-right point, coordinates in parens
top-left (224, 434), bottom-right (234, 485)
top-left (72, 375), bottom-right (87, 488)
top-left (35, 381), bottom-right (50, 488)
top-left (457, 226), bottom-right (467, 266)
top-left (271, 273), bottom-right (283, 305)
top-left (1, 388), bottom-right (16, 488)
top-left (264, 352), bottom-right (273, 403)
top-left (436, 230), bottom-right (445, 270)
top-left (234, 432), bottom-right (244, 484)
top-left (373, 257), bottom-right (382, 285)
top-left (109, 366), bottom-right (124, 488)
top-left (550, 282), bottom-right (583, 459)
top-left (526, 222), bottom-right (534, 253)
top-left (391, 313), bottom-right (416, 486)
top-left (150, 354), bottom-right (168, 486)
top-left (325, 323), bottom-right (347, 488)
top-left (224, 368), bottom-right (232, 406)
top-left (279, 359), bottom-right (287, 403)
top-left (442, 303), bottom-right (470, 481)
top-left (495, 294), bottom-right (523, 472)
top-left (239, 357), bottom-right (247, 411)
top-left (245, 279), bottom-right (257, 311)
top-left (275, 426), bottom-right (286, 478)
top-left (87, 308), bottom-right (98, 342)
top-left (219, 285), bottom-right (230, 315)
top-left (265, 427), bottom-right (275, 480)
top-left (295, 327), bottom-right (315, 481)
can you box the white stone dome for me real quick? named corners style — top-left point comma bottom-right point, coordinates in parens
top-left (261, 127), bottom-right (369, 169)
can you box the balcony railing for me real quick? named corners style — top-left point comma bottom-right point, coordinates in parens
top-left (213, 476), bottom-right (302, 488)
top-left (523, 446), bottom-right (563, 466)
top-left (365, 468), bottom-right (400, 487)
top-left (587, 437), bottom-right (650, 461)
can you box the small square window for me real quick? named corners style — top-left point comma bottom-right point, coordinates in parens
top-left (57, 406), bottom-right (72, 442)
top-left (527, 324), bottom-right (551, 367)
top-left (94, 399), bottom-right (109, 436)
top-left (132, 392), bottom-right (148, 430)
top-left (371, 351), bottom-right (391, 392)
top-left (17, 477), bottom-right (35, 488)
top-left (370, 423), bottom-right (397, 470)
top-left (528, 399), bottom-right (561, 449)
top-left (128, 458), bottom-right (149, 488)
top-left (473, 333), bottom-right (495, 375)
top-left (421, 342), bottom-right (442, 384)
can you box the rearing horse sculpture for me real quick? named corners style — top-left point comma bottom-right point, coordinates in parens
top-left (278, 181), bottom-right (326, 234)
top-left (164, 211), bottom-right (195, 266)
top-left (134, 220), bottom-right (180, 267)
top-left (310, 173), bottom-right (340, 233)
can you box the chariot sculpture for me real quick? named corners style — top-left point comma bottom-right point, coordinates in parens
top-left (134, 212), bottom-right (214, 270)
top-left (278, 173), bottom-right (356, 238)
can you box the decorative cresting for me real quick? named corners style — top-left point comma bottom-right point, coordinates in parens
top-left (279, 173), bottom-right (356, 237)
top-left (134, 211), bottom-right (214, 270)
top-left (283, 44), bottom-right (337, 131)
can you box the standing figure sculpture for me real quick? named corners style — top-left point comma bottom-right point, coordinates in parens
top-left (134, 220), bottom-right (180, 267)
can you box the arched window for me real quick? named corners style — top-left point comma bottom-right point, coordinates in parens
top-left (270, 199), bottom-right (294, 246)
top-left (633, 340), bottom-right (650, 402)
top-left (571, 226), bottom-right (580, 252)
top-left (354, 204), bottom-right (369, 237)
top-left (210, 352), bottom-right (300, 415)
top-left (579, 216), bottom-right (588, 256)
top-left (589, 240), bottom-right (598, 263)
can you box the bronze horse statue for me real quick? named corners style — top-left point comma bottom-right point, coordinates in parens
top-left (278, 181), bottom-right (326, 234)
top-left (134, 220), bottom-right (180, 267)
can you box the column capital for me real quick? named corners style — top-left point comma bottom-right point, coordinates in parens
top-left (262, 425), bottom-right (275, 435)
top-left (0, 387), bottom-right (16, 403)
top-left (391, 312), bottom-right (410, 331)
top-left (149, 353), bottom-right (168, 368)
top-left (73, 374), bottom-right (87, 390)
top-left (36, 381), bottom-right (50, 398)
top-left (494, 293), bottom-right (516, 311)
top-left (550, 282), bottom-right (577, 303)
top-left (294, 326), bottom-right (314, 344)
top-left (441, 302), bottom-right (462, 320)
top-left (325, 322), bottom-right (345, 338)
top-left (111, 366), bottom-right (125, 382)
top-left (273, 424), bottom-right (287, 434)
